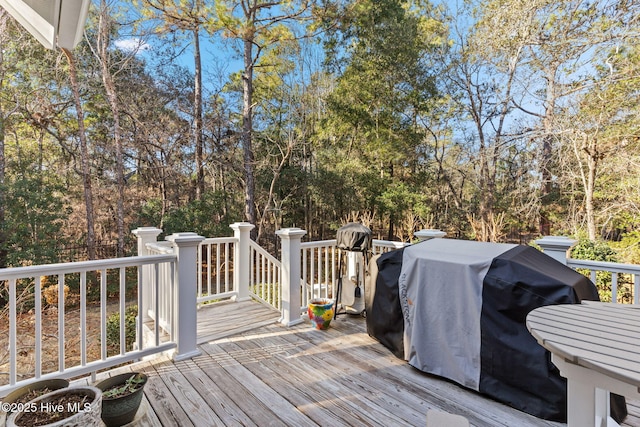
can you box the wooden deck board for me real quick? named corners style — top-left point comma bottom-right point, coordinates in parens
top-left (292, 317), bottom-right (561, 427)
top-left (210, 341), bottom-right (364, 426)
top-left (72, 300), bottom-right (640, 426)
top-left (199, 341), bottom-right (316, 426)
top-left (196, 299), bottom-right (281, 344)
top-left (186, 351), bottom-right (273, 426)
top-left (216, 331), bottom-right (403, 426)
top-left (245, 323), bottom-right (430, 425)
top-left (139, 359), bottom-right (197, 427)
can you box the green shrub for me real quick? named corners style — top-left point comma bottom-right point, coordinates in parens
top-left (613, 230), bottom-right (640, 265)
top-left (106, 305), bottom-right (138, 353)
top-left (571, 239), bottom-right (618, 263)
top-left (571, 239), bottom-right (632, 302)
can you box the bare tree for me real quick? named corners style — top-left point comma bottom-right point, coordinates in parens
top-left (0, 10), bottom-right (12, 267)
top-left (61, 48), bottom-right (97, 259)
top-left (88, 0), bottom-right (153, 256)
top-left (472, 0), bottom-right (635, 235)
top-left (138, 0), bottom-right (213, 201)
top-left (217, 0), bottom-right (313, 236)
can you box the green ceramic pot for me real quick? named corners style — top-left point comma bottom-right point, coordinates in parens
top-left (95, 373), bottom-right (147, 427)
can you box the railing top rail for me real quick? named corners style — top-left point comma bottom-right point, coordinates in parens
top-left (0, 254), bottom-right (176, 280)
top-left (301, 239), bottom-right (407, 249)
top-left (301, 239), bottom-right (337, 248)
top-left (372, 239), bottom-right (408, 248)
top-left (567, 258), bottom-right (640, 275)
top-left (148, 241), bottom-right (172, 247)
top-left (202, 237), bottom-right (238, 245)
top-left (249, 240), bottom-right (280, 266)
top-left (146, 241), bottom-right (174, 254)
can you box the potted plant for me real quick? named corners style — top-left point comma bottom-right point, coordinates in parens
top-left (6, 385), bottom-right (102, 427)
top-left (95, 372), bottom-right (147, 427)
top-left (0, 379), bottom-right (69, 426)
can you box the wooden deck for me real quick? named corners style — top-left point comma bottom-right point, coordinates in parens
top-left (86, 300), bottom-right (640, 427)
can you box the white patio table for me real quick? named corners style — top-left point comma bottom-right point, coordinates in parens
top-left (526, 301), bottom-right (640, 427)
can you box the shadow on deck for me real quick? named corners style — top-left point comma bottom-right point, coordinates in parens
top-left (85, 300), bottom-right (640, 426)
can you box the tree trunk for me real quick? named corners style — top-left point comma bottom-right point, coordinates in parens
top-left (0, 11), bottom-right (7, 268)
top-left (193, 28), bottom-right (205, 200)
top-left (257, 142), bottom-right (293, 241)
top-left (585, 152), bottom-right (597, 240)
top-left (242, 37), bottom-right (257, 235)
top-left (539, 67), bottom-right (558, 236)
top-left (572, 132), bottom-right (598, 240)
top-left (0, 63), bottom-right (5, 268)
top-left (62, 49), bottom-right (97, 260)
top-left (97, 5), bottom-right (125, 257)
top-left (583, 134), bottom-right (598, 241)
top-left (387, 162), bottom-right (395, 241)
top-left (478, 139), bottom-right (491, 241)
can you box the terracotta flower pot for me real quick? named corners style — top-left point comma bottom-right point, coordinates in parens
top-left (307, 298), bottom-right (335, 330)
top-left (95, 373), bottom-right (148, 427)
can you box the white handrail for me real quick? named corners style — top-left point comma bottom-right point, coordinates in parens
top-left (372, 239), bottom-right (408, 254)
top-left (0, 254), bottom-right (177, 393)
top-left (567, 257), bottom-right (640, 304)
top-left (301, 240), bottom-right (338, 308)
top-left (198, 237), bottom-right (238, 304)
top-left (299, 238), bottom-right (408, 309)
top-left (0, 255), bottom-right (175, 279)
top-left (249, 241), bottom-right (282, 308)
top-left (567, 258), bottom-right (640, 275)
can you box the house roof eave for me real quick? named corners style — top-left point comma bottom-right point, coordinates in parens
top-left (0, 0), bottom-right (90, 50)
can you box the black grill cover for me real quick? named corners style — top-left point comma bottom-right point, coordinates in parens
top-left (336, 223), bottom-right (372, 252)
top-left (366, 248), bottom-right (405, 359)
top-left (365, 240), bottom-right (627, 422)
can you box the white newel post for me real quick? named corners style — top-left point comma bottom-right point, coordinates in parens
top-left (230, 222), bottom-right (255, 302)
top-left (535, 236), bottom-right (577, 265)
top-left (277, 227), bottom-right (307, 327)
top-left (132, 227), bottom-right (163, 324)
top-left (166, 232), bottom-right (204, 361)
top-left (414, 229), bottom-right (447, 241)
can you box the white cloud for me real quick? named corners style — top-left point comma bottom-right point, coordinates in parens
top-left (114, 38), bottom-right (150, 54)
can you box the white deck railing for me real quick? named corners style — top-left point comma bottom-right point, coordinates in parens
top-left (144, 241), bottom-right (175, 335)
top-left (299, 239), bottom-right (408, 308)
top-left (372, 239), bottom-right (408, 254)
top-left (8, 225), bottom-right (639, 396)
top-left (536, 236), bottom-right (640, 305)
top-left (0, 254), bottom-right (177, 394)
top-left (301, 240), bottom-right (339, 305)
top-left (198, 237), bottom-right (237, 304)
top-left (249, 241), bottom-right (281, 309)
top-left (567, 258), bottom-right (640, 304)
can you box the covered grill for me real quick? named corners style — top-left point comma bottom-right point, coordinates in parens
top-left (365, 238), bottom-right (626, 422)
top-left (336, 222), bottom-right (372, 252)
top-left (334, 223), bottom-right (372, 316)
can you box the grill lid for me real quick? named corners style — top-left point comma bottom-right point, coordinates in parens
top-left (336, 223), bottom-right (372, 252)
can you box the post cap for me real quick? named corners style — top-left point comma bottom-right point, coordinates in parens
top-left (230, 222), bottom-right (256, 232)
top-left (534, 236), bottom-right (578, 250)
top-left (275, 227), bottom-right (307, 239)
top-left (132, 227), bottom-right (163, 236)
top-left (414, 229), bottom-right (447, 241)
top-left (165, 232), bottom-right (205, 244)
